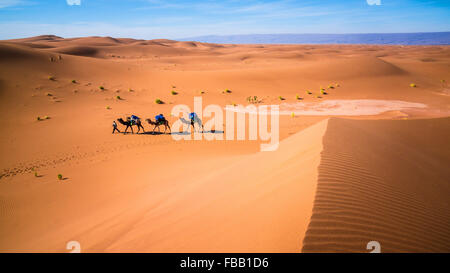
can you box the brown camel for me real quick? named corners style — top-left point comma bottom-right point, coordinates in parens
top-left (146, 118), bottom-right (171, 134)
top-left (117, 117), bottom-right (145, 134)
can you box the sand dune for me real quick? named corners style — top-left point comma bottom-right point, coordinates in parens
top-left (0, 36), bottom-right (449, 252)
top-left (0, 119), bottom-right (327, 252)
top-left (302, 117), bottom-right (450, 252)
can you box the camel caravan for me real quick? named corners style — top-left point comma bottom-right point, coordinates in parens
top-left (112, 113), bottom-right (203, 134)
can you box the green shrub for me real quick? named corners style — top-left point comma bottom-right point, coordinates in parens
top-left (155, 98), bottom-right (164, 104)
top-left (57, 174), bottom-right (63, 180)
top-left (225, 89), bottom-right (232, 93)
top-left (99, 86), bottom-right (105, 90)
top-left (278, 96), bottom-right (285, 101)
top-left (410, 83), bottom-right (417, 88)
top-left (116, 95), bottom-right (121, 100)
top-left (171, 90), bottom-right (178, 95)
top-left (306, 90), bottom-right (312, 95)
top-left (71, 80), bottom-right (76, 84)
top-left (247, 96), bottom-right (260, 104)
top-left (48, 76), bottom-right (55, 81)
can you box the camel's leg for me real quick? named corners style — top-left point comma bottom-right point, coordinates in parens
top-left (124, 126), bottom-right (129, 134)
top-left (167, 124), bottom-right (171, 133)
top-left (131, 126), bottom-right (134, 134)
top-left (152, 125), bottom-right (157, 133)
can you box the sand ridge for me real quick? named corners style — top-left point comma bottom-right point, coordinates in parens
top-left (303, 117), bottom-right (450, 252)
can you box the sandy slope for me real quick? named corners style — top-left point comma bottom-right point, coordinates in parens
top-left (303, 117), bottom-right (450, 252)
top-left (0, 119), bottom-right (327, 252)
top-left (0, 36), bottom-right (449, 252)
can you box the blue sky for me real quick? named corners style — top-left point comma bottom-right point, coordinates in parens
top-left (0, 0), bottom-right (449, 39)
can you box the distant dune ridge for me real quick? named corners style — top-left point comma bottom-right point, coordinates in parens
top-left (0, 35), bottom-right (449, 252)
top-left (179, 32), bottom-right (450, 45)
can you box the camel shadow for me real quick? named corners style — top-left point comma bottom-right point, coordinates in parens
top-left (171, 130), bottom-right (224, 135)
top-left (141, 131), bottom-right (169, 135)
top-left (203, 130), bottom-right (224, 134)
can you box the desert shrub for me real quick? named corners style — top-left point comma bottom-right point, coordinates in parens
top-left (296, 94), bottom-right (302, 100)
top-left (278, 96), bottom-right (285, 101)
top-left (410, 83), bottom-right (417, 88)
top-left (37, 116), bottom-right (41, 121)
top-left (48, 76), bottom-right (55, 81)
top-left (57, 174), bottom-right (63, 180)
top-left (291, 112), bottom-right (295, 117)
top-left (247, 96), bottom-right (260, 104)
top-left (116, 95), bottom-right (121, 100)
top-left (155, 98), bottom-right (164, 104)
top-left (72, 80), bottom-right (76, 84)
top-left (225, 89), bottom-right (232, 93)
top-left (106, 106), bottom-right (111, 110)
top-left (99, 86), bottom-right (105, 90)
top-left (46, 92), bottom-right (52, 96)
top-left (306, 90), bottom-right (312, 95)
top-left (34, 171), bottom-right (39, 177)
top-left (171, 90), bottom-right (178, 95)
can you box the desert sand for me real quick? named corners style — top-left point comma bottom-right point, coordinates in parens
top-left (0, 35), bottom-right (449, 252)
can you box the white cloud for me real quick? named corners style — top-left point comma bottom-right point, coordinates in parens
top-left (66, 0), bottom-right (81, 6)
top-left (0, 0), bottom-right (27, 8)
